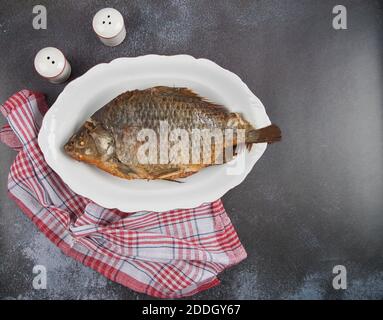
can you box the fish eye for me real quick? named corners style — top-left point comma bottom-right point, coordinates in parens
top-left (75, 139), bottom-right (86, 148)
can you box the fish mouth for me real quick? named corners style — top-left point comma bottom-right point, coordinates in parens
top-left (64, 141), bottom-right (91, 163)
top-left (63, 141), bottom-right (77, 159)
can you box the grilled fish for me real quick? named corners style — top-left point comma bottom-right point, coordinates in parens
top-left (64, 86), bottom-right (281, 181)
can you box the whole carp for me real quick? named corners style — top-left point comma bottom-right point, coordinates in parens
top-left (64, 86), bottom-right (281, 181)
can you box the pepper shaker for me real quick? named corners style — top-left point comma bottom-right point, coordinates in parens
top-left (92, 8), bottom-right (126, 47)
top-left (34, 47), bottom-right (71, 84)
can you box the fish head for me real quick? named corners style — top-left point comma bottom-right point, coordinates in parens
top-left (64, 120), bottom-right (115, 162)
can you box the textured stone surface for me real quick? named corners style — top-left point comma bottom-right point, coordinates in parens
top-left (0, 0), bottom-right (383, 299)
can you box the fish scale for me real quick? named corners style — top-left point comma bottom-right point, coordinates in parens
top-left (64, 86), bottom-right (281, 180)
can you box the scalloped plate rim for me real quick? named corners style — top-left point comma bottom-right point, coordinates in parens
top-left (38, 54), bottom-right (271, 211)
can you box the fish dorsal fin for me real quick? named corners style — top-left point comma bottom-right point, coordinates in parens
top-left (151, 86), bottom-right (200, 98)
top-left (175, 87), bottom-right (201, 98)
top-left (151, 86), bottom-right (229, 112)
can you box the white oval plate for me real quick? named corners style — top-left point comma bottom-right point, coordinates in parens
top-left (38, 55), bottom-right (271, 211)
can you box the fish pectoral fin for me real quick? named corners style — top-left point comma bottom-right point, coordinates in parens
top-left (116, 162), bottom-right (148, 179)
top-left (155, 165), bottom-right (206, 180)
top-left (151, 167), bottom-right (184, 180)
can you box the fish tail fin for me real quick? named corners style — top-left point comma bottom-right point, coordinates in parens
top-left (245, 124), bottom-right (281, 144)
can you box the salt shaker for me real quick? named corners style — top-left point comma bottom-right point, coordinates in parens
top-left (92, 8), bottom-right (126, 47)
top-left (34, 47), bottom-right (71, 84)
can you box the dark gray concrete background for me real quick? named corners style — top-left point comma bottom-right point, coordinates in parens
top-left (0, 0), bottom-right (382, 300)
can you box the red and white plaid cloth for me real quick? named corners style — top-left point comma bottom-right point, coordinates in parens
top-left (0, 90), bottom-right (247, 298)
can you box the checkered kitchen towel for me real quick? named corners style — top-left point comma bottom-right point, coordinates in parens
top-left (0, 90), bottom-right (247, 298)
